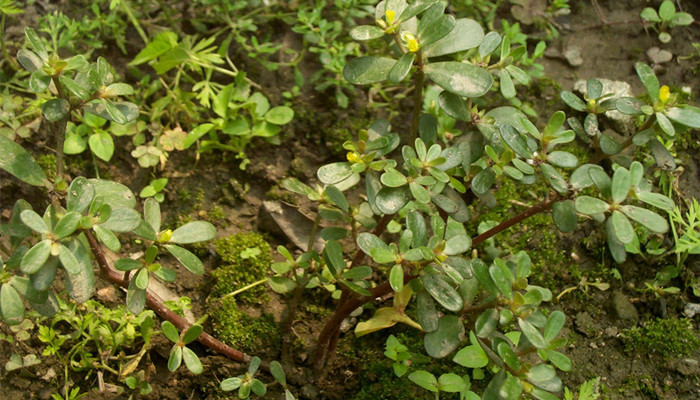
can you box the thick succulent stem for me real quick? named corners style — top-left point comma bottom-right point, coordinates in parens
top-left (471, 191), bottom-right (560, 247)
top-left (313, 191), bottom-right (561, 371)
top-left (83, 229), bottom-right (250, 363)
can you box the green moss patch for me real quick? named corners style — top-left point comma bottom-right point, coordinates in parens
top-left (210, 296), bottom-right (280, 353)
top-left (211, 233), bottom-right (272, 303)
top-left (623, 318), bottom-right (700, 358)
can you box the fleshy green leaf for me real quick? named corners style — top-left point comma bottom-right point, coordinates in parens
top-left (408, 370), bottom-right (438, 392)
top-left (88, 131), bottom-right (115, 161)
top-left (540, 163), bottom-right (568, 194)
top-left (423, 62), bottom-right (493, 98)
top-left (552, 200), bottom-right (577, 233)
top-left (422, 270), bottom-right (463, 312)
top-left (636, 191), bottom-right (674, 211)
top-left (424, 315), bottom-right (464, 358)
top-left (54, 211), bottom-right (82, 239)
top-left (635, 62), bottom-right (659, 101)
top-left (560, 90), bottom-right (586, 111)
top-left (318, 162), bottom-right (354, 185)
top-left (546, 151), bottom-right (578, 168)
top-left (343, 56), bottom-right (396, 84)
top-left (388, 52), bottom-right (414, 83)
top-left (182, 346), bottom-right (203, 374)
top-left (169, 221), bottom-right (216, 244)
top-left (182, 324), bottom-right (203, 344)
top-left (42, 98), bottom-right (70, 122)
top-left (453, 343), bottom-right (488, 368)
top-left (575, 196), bottom-right (610, 215)
top-left (665, 106), bottom-right (700, 128)
top-left (0, 283), bottom-right (24, 325)
top-left (422, 18), bottom-right (484, 58)
top-left (58, 244), bottom-right (81, 274)
top-left (375, 186), bottom-right (411, 214)
top-left (621, 205), bottom-right (668, 233)
top-left (67, 177), bottom-right (95, 213)
top-left (101, 207), bottom-right (140, 232)
top-left (29, 69), bottom-right (50, 92)
top-left (544, 311), bottom-right (565, 342)
top-left (611, 210), bottom-right (635, 244)
top-left (349, 25), bottom-right (385, 41)
top-left (20, 209), bottom-right (49, 233)
top-left (390, 264), bottom-right (404, 292)
top-left (518, 318), bottom-right (547, 348)
top-left (20, 240), bottom-right (52, 274)
top-left (167, 345), bottom-right (183, 372)
top-left (438, 91), bottom-right (471, 121)
top-left (0, 136), bottom-right (49, 187)
top-left (165, 245), bottom-right (204, 274)
top-left (611, 167), bottom-right (631, 203)
top-left (265, 106), bottom-right (294, 125)
top-left (161, 321), bottom-right (180, 343)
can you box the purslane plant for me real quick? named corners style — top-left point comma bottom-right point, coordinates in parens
top-left (263, 0), bottom-right (699, 398)
top-left (1, 26), bottom-right (254, 396)
top-left (640, 0), bottom-right (694, 44)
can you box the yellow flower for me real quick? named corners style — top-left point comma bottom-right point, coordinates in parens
top-left (659, 85), bottom-right (670, 104)
top-left (159, 229), bottom-right (173, 242)
top-left (407, 38), bottom-right (419, 53)
top-left (385, 9), bottom-right (396, 25)
top-left (347, 152), bottom-right (360, 163)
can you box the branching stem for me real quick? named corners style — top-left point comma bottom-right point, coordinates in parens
top-left (82, 229), bottom-right (250, 363)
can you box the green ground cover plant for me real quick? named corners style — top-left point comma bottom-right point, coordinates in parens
top-left (0, 0), bottom-right (699, 399)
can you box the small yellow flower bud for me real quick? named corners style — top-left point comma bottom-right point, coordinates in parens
top-left (159, 229), bottom-right (173, 243)
top-left (659, 85), bottom-right (670, 104)
top-left (347, 152), bottom-right (360, 163)
top-left (407, 38), bottom-right (419, 53)
top-left (587, 98), bottom-right (596, 110)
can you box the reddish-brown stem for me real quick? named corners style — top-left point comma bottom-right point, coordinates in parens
top-left (313, 213), bottom-right (394, 372)
top-left (314, 191), bottom-right (562, 371)
top-left (83, 229), bottom-right (250, 363)
top-left (472, 191), bottom-right (560, 248)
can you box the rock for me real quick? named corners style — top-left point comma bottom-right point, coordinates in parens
top-left (574, 311), bottom-right (599, 338)
top-left (258, 201), bottom-right (324, 253)
top-left (654, 297), bottom-right (668, 318)
top-left (606, 291), bottom-right (639, 325)
top-left (563, 46), bottom-right (583, 67)
top-left (301, 383), bottom-right (319, 400)
top-left (573, 78), bottom-right (636, 135)
top-left (684, 303), bottom-right (700, 318)
top-left (647, 46), bottom-right (673, 64)
top-left (41, 367), bottom-right (57, 381)
top-left (604, 326), bottom-right (619, 338)
top-left (340, 317), bottom-right (356, 332)
top-left (667, 358), bottom-right (700, 377)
